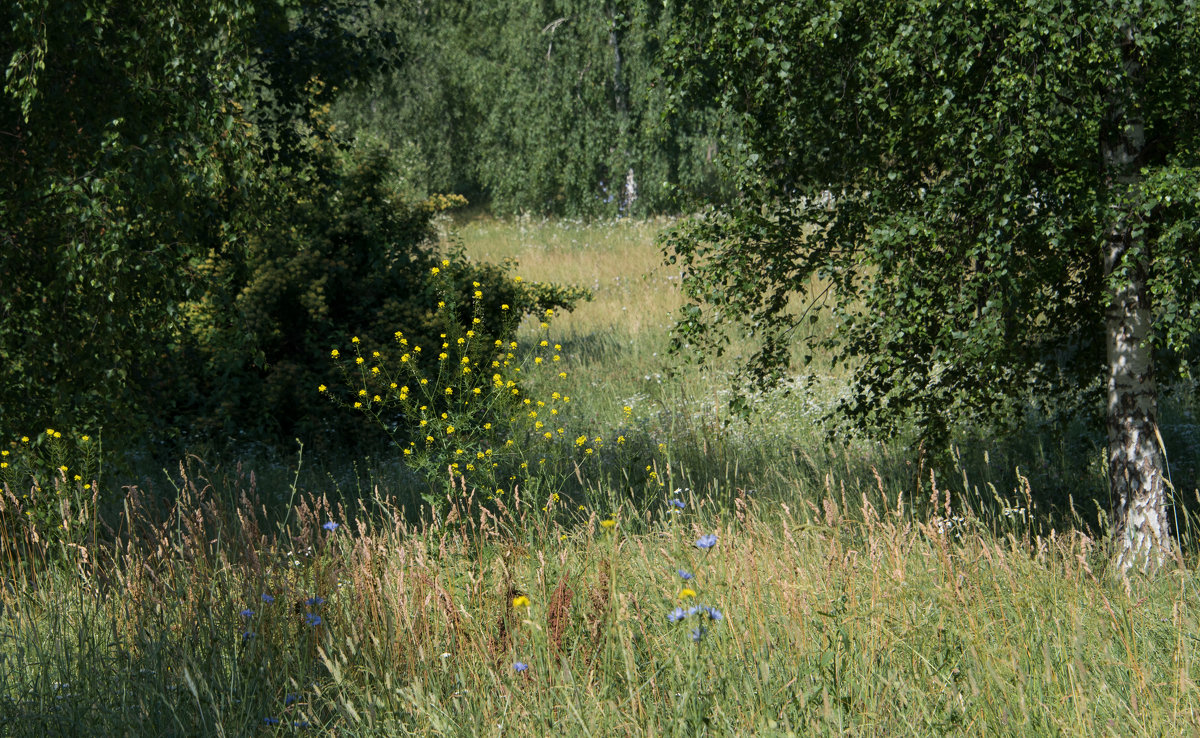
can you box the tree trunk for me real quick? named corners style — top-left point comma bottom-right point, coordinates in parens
top-left (1102, 26), bottom-right (1171, 575)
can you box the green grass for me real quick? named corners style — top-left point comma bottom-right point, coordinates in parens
top-left (2, 216), bottom-right (1199, 736)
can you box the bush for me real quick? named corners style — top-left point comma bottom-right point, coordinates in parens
top-left (328, 258), bottom-right (592, 510)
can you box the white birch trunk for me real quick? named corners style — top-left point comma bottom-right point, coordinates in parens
top-left (1103, 26), bottom-right (1171, 575)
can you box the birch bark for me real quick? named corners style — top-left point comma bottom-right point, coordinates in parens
top-left (1102, 26), bottom-right (1171, 575)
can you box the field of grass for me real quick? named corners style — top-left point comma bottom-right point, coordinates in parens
top-left (2, 217), bottom-right (1200, 736)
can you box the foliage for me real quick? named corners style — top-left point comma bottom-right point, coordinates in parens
top-left (662, 0), bottom-right (1200, 446)
top-left (0, 0), bottom-right (263, 438)
top-left (335, 0), bottom-right (731, 215)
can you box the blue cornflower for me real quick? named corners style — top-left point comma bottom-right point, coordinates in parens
top-left (677, 569), bottom-right (693, 580)
top-left (667, 607), bottom-right (686, 624)
top-left (669, 498), bottom-right (685, 509)
top-left (322, 521), bottom-right (339, 532)
top-left (305, 613), bottom-right (322, 627)
top-left (285, 693), bottom-right (299, 706)
top-left (305, 596), bottom-right (325, 607)
top-left (261, 593), bottom-right (275, 603)
top-left (695, 533), bottom-right (718, 550)
top-left (685, 606), bottom-right (702, 617)
top-left (243, 631), bottom-right (256, 640)
top-left (691, 626), bottom-right (707, 642)
top-left (705, 607), bottom-right (723, 621)
top-left (240, 608), bottom-right (255, 617)
top-left (293, 720), bottom-right (311, 728)
top-left (513, 661), bottom-right (529, 672)
top-left (263, 717), bottom-right (279, 725)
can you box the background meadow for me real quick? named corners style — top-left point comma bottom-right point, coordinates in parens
top-left (2, 217), bottom-right (1199, 736)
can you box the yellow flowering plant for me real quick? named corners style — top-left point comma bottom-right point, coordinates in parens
top-left (0, 428), bottom-right (102, 553)
top-left (328, 258), bottom-right (592, 513)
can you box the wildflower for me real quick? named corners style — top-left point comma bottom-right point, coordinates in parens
top-left (501, 304), bottom-right (509, 310)
top-left (513, 661), bottom-right (529, 672)
top-left (678, 569), bottom-right (693, 581)
top-left (80, 435), bottom-right (90, 442)
top-left (244, 632), bottom-right (256, 640)
top-left (322, 521), bottom-right (338, 532)
top-left (695, 534), bottom-right (718, 550)
top-left (600, 519), bottom-right (616, 530)
top-left (285, 694), bottom-right (299, 706)
top-left (261, 593), bottom-right (275, 603)
top-left (691, 627), bottom-right (707, 642)
top-left (705, 607), bottom-right (724, 621)
top-left (263, 717), bottom-right (279, 726)
top-left (679, 588), bottom-right (697, 599)
top-left (305, 613), bottom-right (322, 627)
top-left (669, 499), bottom-right (686, 510)
top-left (318, 384), bottom-right (327, 392)
top-left (356, 357), bottom-right (364, 365)
top-left (442, 259), bottom-right (450, 266)
top-left (240, 609), bottom-right (255, 617)
top-left (351, 336), bottom-right (360, 344)
top-left (512, 595), bottom-right (530, 609)
top-left (667, 607), bottom-right (686, 624)
top-left (305, 596), bottom-right (325, 607)
top-left (431, 266), bottom-right (440, 275)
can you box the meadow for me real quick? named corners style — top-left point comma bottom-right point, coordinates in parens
top-left (2, 217), bottom-right (1200, 736)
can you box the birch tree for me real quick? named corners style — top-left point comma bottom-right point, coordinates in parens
top-left (663, 0), bottom-right (1200, 573)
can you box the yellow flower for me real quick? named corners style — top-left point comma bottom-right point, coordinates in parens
top-left (441, 259), bottom-right (450, 266)
top-left (358, 389), bottom-right (367, 396)
top-left (514, 276), bottom-right (523, 283)
top-left (0, 462), bottom-right (6, 469)
top-left (356, 357), bottom-right (364, 365)
top-left (352, 336), bottom-right (360, 344)
top-left (403, 448), bottom-right (412, 455)
top-left (20, 436), bottom-right (28, 443)
top-left (373, 395), bottom-right (381, 402)
top-left (331, 349), bottom-right (340, 358)
top-left (501, 304), bottom-right (510, 310)
top-left (371, 367), bottom-right (380, 374)
top-left (680, 588), bottom-right (697, 599)
top-left (446, 426), bottom-right (455, 434)
top-left (53, 431), bottom-right (61, 438)
top-left (512, 595), bottom-right (530, 608)
top-left (372, 351), bottom-right (380, 358)
top-left (474, 290), bottom-right (482, 299)
top-left (73, 474), bottom-right (81, 481)
top-left (600, 519), bottom-right (616, 529)
top-left (59, 465), bottom-right (67, 472)
top-left (318, 384), bottom-right (327, 392)
top-left (354, 402), bottom-right (362, 408)
top-left (445, 387), bottom-right (453, 395)
top-left (80, 435), bottom-right (90, 442)
top-left (431, 266), bottom-right (440, 275)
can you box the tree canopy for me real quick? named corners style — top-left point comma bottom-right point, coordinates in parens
top-left (663, 0), bottom-right (1200, 569)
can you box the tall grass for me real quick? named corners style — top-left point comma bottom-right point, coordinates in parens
top-left (2, 216), bottom-right (1198, 735)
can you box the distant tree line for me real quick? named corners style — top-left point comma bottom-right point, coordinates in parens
top-left (334, 0), bottom-right (731, 216)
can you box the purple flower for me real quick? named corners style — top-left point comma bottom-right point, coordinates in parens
top-left (261, 593), bottom-right (275, 603)
top-left (285, 693), bottom-right (299, 706)
top-left (305, 613), bottom-right (322, 627)
top-left (685, 606), bottom-right (701, 617)
top-left (677, 569), bottom-right (693, 580)
top-left (513, 661), bottom-right (529, 672)
top-left (667, 607), bottom-right (686, 624)
top-left (691, 626), bottom-right (707, 642)
top-left (293, 720), bottom-right (311, 728)
top-left (322, 521), bottom-right (339, 532)
top-left (695, 533), bottom-right (718, 550)
top-left (705, 607), bottom-right (723, 621)
top-left (305, 596), bottom-right (325, 607)
top-left (669, 499), bottom-right (685, 509)
top-left (263, 717), bottom-right (280, 726)
top-left (240, 608), bottom-right (255, 617)
top-left (243, 631), bottom-right (256, 640)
